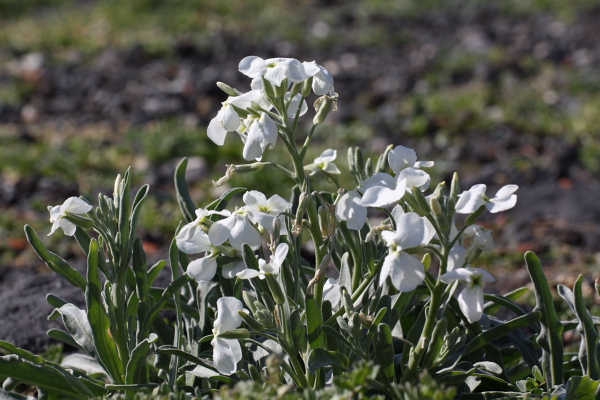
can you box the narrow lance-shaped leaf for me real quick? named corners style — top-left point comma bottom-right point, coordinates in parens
top-left (24, 225), bottom-right (87, 292)
top-left (174, 158), bottom-right (197, 223)
top-left (558, 276), bottom-right (600, 380)
top-left (86, 239), bottom-right (124, 383)
top-left (125, 334), bottom-right (158, 384)
top-left (375, 323), bottom-right (396, 385)
top-left (307, 348), bottom-right (349, 374)
top-left (525, 251), bottom-right (564, 387)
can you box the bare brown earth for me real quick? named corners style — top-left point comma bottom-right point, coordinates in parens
top-left (2, 4), bottom-right (600, 353)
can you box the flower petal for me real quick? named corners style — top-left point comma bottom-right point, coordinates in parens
top-left (222, 260), bottom-right (246, 279)
top-left (388, 146), bottom-right (418, 174)
top-left (458, 286), bottom-right (484, 324)
top-left (212, 337), bottom-right (242, 375)
top-left (455, 184), bottom-right (487, 214)
top-left (236, 269), bottom-right (262, 280)
top-left (214, 297), bottom-right (243, 333)
top-left (239, 56), bottom-right (267, 78)
top-left (273, 243), bottom-right (289, 266)
top-left (208, 112), bottom-right (228, 146)
top-left (187, 257), bottom-right (218, 282)
top-left (389, 251), bottom-right (425, 292)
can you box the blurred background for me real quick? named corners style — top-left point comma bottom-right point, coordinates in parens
top-left (2, 0), bottom-right (600, 351)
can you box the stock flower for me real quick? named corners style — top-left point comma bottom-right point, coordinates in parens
top-left (242, 191), bottom-right (291, 235)
top-left (48, 197), bottom-right (93, 236)
top-left (208, 90), bottom-right (263, 146)
top-left (447, 244), bottom-right (467, 271)
top-left (187, 256), bottom-right (218, 283)
top-left (212, 297), bottom-right (244, 375)
top-left (335, 190), bottom-right (367, 230)
top-left (360, 173), bottom-right (407, 208)
top-left (397, 167), bottom-right (431, 191)
top-left (240, 112), bottom-right (278, 161)
top-left (237, 243), bottom-right (288, 280)
top-left (388, 145), bottom-right (434, 172)
top-left (176, 208), bottom-right (230, 254)
top-left (208, 210), bottom-right (262, 251)
top-left (303, 61), bottom-right (334, 95)
top-left (464, 225), bottom-right (493, 251)
top-left (380, 212), bottom-right (430, 292)
top-left (304, 149), bottom-right (341, 176)
top-left (239, 57), bottom-right (309, 86)
top-left (455, 184), bottom-right (518, 214)
top-left (439, 267), bottom-right (495, 324)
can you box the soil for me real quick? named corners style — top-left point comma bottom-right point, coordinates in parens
top-left (2, 4), bottom-right (600, 353)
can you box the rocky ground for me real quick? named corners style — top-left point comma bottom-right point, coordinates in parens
top-left (2, 1), bottom-right (600, 353)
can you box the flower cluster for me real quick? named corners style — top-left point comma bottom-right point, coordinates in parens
top-left (208, 56), bottom-right (335, 162)
top-left (44, 55), bottom-right (521, 382)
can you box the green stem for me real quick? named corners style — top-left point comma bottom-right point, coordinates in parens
top-left (300, 125), bottom-right (317, 159)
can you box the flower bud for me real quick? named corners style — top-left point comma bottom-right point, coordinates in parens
top-left (313, 96), bottom-right (334, 125)
top-left (266, 274), bottom-right (286, 305)
top-left (450, 172), bottom-right (460, 201)
top-left (113, 174), bottom-right (122, 207)
top-left (261, 78), bottom-right (276, 98)
top-left (217, 328), bottom-right (251, 339)
top-left (301, 77), bottom-right (314, 97)
top-left (465, 204), bottom-right (486, 226)
top-left (238, 310), bottom-right (264, 331)
top-left (318, 205), bottom-right (332, 238)
top-left (63, 213), bottom-right (95, 231)
top-left (292, 192), bottom-right (309, 237)
top-left (430, 196), bottom-right (443, 216)
top-left (275, 78), bottom-right (288, 97)
top-left (289, 82), bottom-right (302, 98)
top-left (242, 292), bottom-right (258, 315)
top-left (271, 217), bottom-right (281, 246)
top-left (216, 82), bottom-right (242, 96)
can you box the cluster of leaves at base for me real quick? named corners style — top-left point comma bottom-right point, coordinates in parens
top-left (214, 366), bottom-right (455, 400)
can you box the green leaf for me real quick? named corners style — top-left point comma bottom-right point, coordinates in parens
top-left (130, 184), bottom-right (149, 241)
top-left (57, 304), bottom-right (97, 359)
top-left (205, 187), bottom-right (246, 214)
top-left (0, 342), bottom-right (44, 365)
top-left (484, 287), bottom-right (529, 316)
top-left (24, 225), bottom-right (87, 292)
top-left (46, 329), bottom-right (82, 351)
top-left (423, 317), bottom-right (448, 369)
top-left (375, 323), bottom-right (396, 384)
top-left (0, 355), bottom-right (85, 399)
top-left (462, 311), bottom-right (541, 358)
top-left (525, 251), bottom-right (564, 387)
top-left (306, 294), bottom-right (325, 350)
top-left (85, 239), bottom-right (124, 383)
top-left (140, 274), bottom-right (191, 337)
top-left (564, 376), bottom-right (600, 400)
top-left (174, 158), bottom-right (197, 223)
top-left (105, 384), bottom-right (159, 392)
top-left (125, 335), bottom-right (157, 384)
top-left (147, 260), bottom-right (167, 287)
top-left (156, 346), bottom-right (219, 374)
top-left (307, 348), bottom-right (349, 374)
top-left (132, 237), bottom-right (149, 302)
top-left (558, 276), bottom-right (600, 380)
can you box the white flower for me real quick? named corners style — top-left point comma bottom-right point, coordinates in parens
top-left (176, 208), bottom-right (230, 254)
top-left (242, 191), bottom-right (291, 235)
top-left (397, 167), bottom-right (431, 191)
top-left (237, 243), bottom-right (288, 280)
top-left (303, 61), bottom-right (334, 95)
top-left (439, 267), bottom-right (495, 324)
top-left (208, 210), bottom-right (262, 251)
top-left (187, 256), bottom-right (218, 283)
top-left (323, 278), bottom-right (341, 309)
top-left (240, 112), bottom-right (278, 161)
top-left (48, 197), bottom-right (93, 236)
top-left (390, 205), bottom-right (436, 245)
top-left (388, 145), bottom-right (434, 173)
top-left (239, 56), bottom-right (309, 86)
top-left (284, 92), bottom-right (308, 118)
top-left (207, 90), bottom-right (263, 146)
top-left (464, 225), bottom-right (494, 251)
top-left (335, 190), bottom-right (367, 230)
top-left (379, 212), bottom-right (429, 292)
top-left (447, 244), bottom-right (467, 271)
top-left (212, 297), bottom-right (244, 375)
top-left (455, 184), bottom-right (518, 214)
top-left (360, 173), bottom-right (407, 208)
top-left (304, 149), bottom-right (341, 176)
